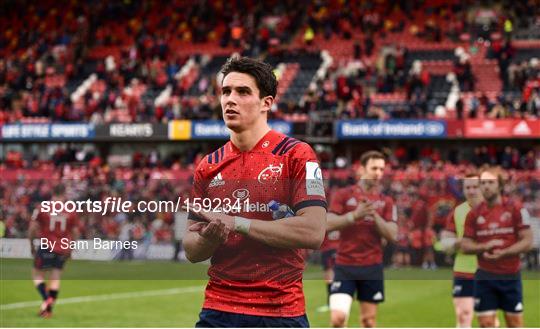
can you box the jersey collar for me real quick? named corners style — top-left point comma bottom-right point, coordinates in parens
top-left (227, 129), bottom-right (283, 155)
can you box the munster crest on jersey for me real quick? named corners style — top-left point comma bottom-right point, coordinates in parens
top-left (258, 163), bottom-right (283, 185)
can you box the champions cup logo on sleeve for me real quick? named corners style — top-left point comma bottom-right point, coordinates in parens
top-left (257, 163), bottom-right (283, 185)
top-left (306, 161), bottom-right (325, 196)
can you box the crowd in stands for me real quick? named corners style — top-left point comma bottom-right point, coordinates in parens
top-left (2, 146), bottom-right (539, 267)
top-left (1, 0), bottom-right (539, 123)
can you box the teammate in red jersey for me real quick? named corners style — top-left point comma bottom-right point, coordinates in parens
top-left (326, 151), bottom-right (397, 328)
top-left (461, 167), bottom-right (533, 328)
top-left (28, 190), bottom-right (80, 318)
top-left (183, 57), bottom-right (327, 327)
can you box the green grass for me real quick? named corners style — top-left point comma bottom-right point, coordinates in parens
top-left (1, 259), bottom-right (539, 327)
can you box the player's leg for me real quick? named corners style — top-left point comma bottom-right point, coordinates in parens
top-left (356, 265), bottom-right (384, 328)
top-left (477, 312), bottom-right (498, 327)
top-left (32, 268), bottom-right (47, 300)
top-left (33, 268), bottom-right (50, 317)
top-left (453, 298), bottom-right (474, 327)
top-left (329, 266), bottom-right (356, 328)
top-left (45, 253), bottom-right (68, 315)
top-left (452, 278), bottom-right (475, 327)
top-left (329, 282), bottom-right (354, 327)
top-left (359, 302), bottom-right (378, 328)
top-left (498, 277), bottom-right (524, 328)
top-left (474, 277), bottom-right (499, 328)
top-left (33, 249), bottom-right (51, 317)
top-left (503, 313), bottom-right (523, 328)
top-left (47, 268), bottom-right (62, 306)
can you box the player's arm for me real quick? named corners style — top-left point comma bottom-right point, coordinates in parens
top-left (460, 237), bottom-right (505, 254)
top-left (372, 201), bottom-right (398, 243)
top-left (498, 228), bottom-right (533, 257)
top-left (326, 212), bottom-right (355, 231)
top-left (326, 201), bottom-right (373, 231)
top-left (372, 211), bottom-right (398, 243)
top-left (28, 210), bottom-right (40, 256)
top-left (245, 205), bottom-right (326, 249)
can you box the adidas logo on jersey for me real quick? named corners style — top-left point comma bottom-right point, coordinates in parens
top-left (373, 292), bottom-right (383, 301)
top-left (209, 173), bottom-right (225, 187)
top-left (346, 198), bottom-right (358, 206)
top-left (477, 216), bottom-right (486, 224)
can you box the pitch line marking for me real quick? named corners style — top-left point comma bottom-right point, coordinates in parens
top-left (0, 285), bottom-right (204, 310)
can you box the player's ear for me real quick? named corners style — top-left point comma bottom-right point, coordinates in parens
top-left (260, 95), bottom-right (274, 113)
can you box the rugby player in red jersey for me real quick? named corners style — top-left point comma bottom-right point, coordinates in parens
top-left (183, 57), bottom-right (327, 327)
top-left (461, 167), bottom-right (533, 328)
top-left (28, 189), bottom-right (80, 318)
top-left (325, 151), bottom-right (397, 328)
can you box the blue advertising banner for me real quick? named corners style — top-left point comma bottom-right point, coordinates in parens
top-left (1, 124), bottom-right (96, 141)
top-left (190, 120), bottom-right (292, 139)
top-left (336, 120), bottom-right (447, 139)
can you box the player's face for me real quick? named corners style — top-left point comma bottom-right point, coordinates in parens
top-left (480, 171), bottom-right (500, 201)
top-left (221, 72), bottom-right (271, 132)
top-left (360, 158), bottom-right (385, 183)
top-left (463, 177), bottom-right (481, 202)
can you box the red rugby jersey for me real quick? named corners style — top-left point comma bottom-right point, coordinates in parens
top-left (32, 210), bottom-right (79, 255)
top-left (463, 200), bottom-right (531, 274)
top-left (330, 184), bottom-right (396, 266)
top-left (321, 230), bottom-right (340, 251)
top-left (188, 129), bottom-right (327, 317)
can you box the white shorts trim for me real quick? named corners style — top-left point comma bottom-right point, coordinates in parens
top-left (476, 310), bottom-right (497, 316)
top-left (329, 293), bottom-right (353, 317)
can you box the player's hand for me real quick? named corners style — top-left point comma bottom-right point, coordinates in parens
top-left (352, 200), bottom-right (375, 220)
top-left (30, 247), bottom-right (36, 257)
top-left (482, 239), bottom-right (504, 251)
top-left (188, 220), bottom-right (230, 245)
top-left (454, 238), bottom-right (462, 250)
top-left (482, 248), bottom-right (508, 260)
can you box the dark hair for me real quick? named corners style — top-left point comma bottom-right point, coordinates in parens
top-left (220, 56), bottom-right (278, 98)
top-left (359, 150), bottom-right (385, 167)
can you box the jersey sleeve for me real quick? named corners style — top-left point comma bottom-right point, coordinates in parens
top-left (512, 202), bottom-right (531, 231)
top-left (444, 210), bottom-right (456, 233)
top-left (187, 161), bottom-right (206, 222)
top-left (463, 209), bottom-right (476, 239)
top-left (382, 197), bottom-right (397, 223)
top-left (288, 142), bottom-right (327, 213)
